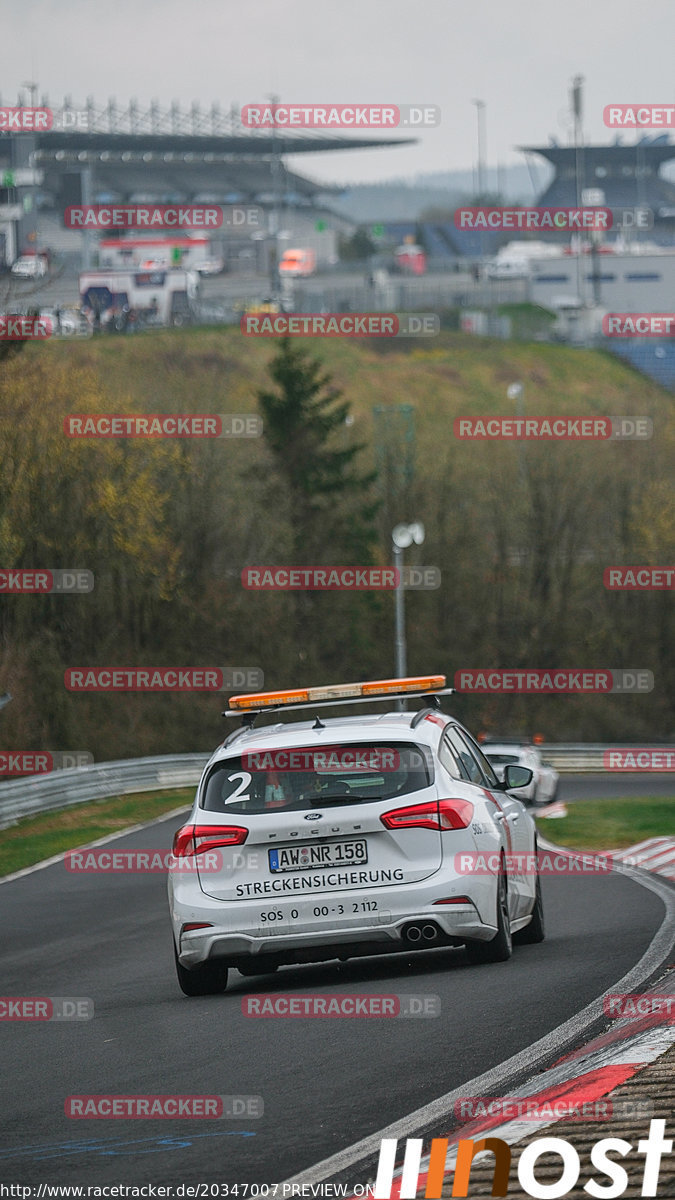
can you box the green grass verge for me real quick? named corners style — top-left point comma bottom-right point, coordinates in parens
top-left (0, 789), bottom-right (193, 878)
top-left (535, 796), bottom-right (675, 852)
top-left (3, 790), bottom-right (672, 879)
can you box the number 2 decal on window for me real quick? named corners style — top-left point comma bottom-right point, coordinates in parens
top-left (224, 772), bottom-right (252, 803)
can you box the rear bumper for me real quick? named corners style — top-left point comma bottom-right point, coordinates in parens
top-left (170, 882), bottom-right (498, 967)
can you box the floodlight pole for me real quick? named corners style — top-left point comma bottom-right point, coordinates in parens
top-left (392, 522), bottom-right (425, 712)
top-left (393, 543), bottom-right (406, 679)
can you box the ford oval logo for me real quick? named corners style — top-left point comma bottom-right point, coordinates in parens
top-left (304, 812), bottom-right (323, 820)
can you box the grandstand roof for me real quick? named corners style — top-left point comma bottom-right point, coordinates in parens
top-left (520, 138), bottom-right (675, 168)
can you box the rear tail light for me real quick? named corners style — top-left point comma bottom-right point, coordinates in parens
top-left (380, 798), bottom-right (473, 831)
top-left (172, 823), bottom-right (248, 858)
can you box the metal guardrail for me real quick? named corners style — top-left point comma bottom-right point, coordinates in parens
top-left (537, 744), bottom-right (660, 772)
top-left (0, 745), bottom-right (669, 830)
top-left (0, 754), bottom-right (209, 830)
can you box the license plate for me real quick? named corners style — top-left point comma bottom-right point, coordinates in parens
top-left (268, 839), bottom-right (368, 873)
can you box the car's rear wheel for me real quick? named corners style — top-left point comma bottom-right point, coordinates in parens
top-left (465, 870), bottom-right (512, 964)
top-left (514, 872), bottom-right (545, 944)
top-left (174, 945), bottom-right (228, 995)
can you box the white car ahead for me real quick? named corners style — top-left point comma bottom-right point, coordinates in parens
top-left (483, 743), bottom-right (560, 807)
top-left (193, 258), bottom-right (225, 276)
top-left (168, 675), bottom-right (545, 995)
top-left (11, 254), bottom-right (48, 278)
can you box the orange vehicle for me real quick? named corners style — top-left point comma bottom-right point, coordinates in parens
top-left (279, 247), bottom-right (316, 277)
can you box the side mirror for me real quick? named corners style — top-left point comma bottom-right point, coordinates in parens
top-left (504, 764), bottom-right (533, 789)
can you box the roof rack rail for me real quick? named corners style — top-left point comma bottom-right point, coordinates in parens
top-left (410, 695), bottom-right (447, 728)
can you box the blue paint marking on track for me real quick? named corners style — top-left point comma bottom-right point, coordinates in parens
top-left (0, 1130), bottom-right (257, 1161)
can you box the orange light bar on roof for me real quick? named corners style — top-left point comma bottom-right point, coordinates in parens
top-left (230, 688), bottom-right (310, 711)
top-left (361, 676), bottom-right (446, 696)
top-left (229, 675), bottom-right (447, 711)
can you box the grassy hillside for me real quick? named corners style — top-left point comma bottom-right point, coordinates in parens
top-left (1, 326), bottom-right (672, 757)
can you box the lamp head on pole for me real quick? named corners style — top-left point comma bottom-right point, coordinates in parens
top-left (392, 522), bottom-right (425, 549)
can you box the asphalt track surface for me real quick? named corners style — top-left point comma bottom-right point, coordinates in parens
top-left (0, 777), bottom-right (671, 1187)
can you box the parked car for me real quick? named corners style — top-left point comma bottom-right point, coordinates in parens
top-left (11, 254), bottom-right (48, 279)
top-left (194, 258), bottom-right (225, 276)
top-left (279, 248), bottom-right (316, 277)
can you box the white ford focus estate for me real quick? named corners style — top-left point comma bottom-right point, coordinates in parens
top-left (168, 675), bottom-right (545, 995)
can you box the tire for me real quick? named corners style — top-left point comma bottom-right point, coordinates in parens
top-left (174, 944), bottom-right (228, 996)
top-left (514, 872), bottom-right (545, 944)
top-left (465, 868), bottom-right (513, 964)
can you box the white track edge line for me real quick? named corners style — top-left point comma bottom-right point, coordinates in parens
top-left (0, 805), bottom-right (192, 886)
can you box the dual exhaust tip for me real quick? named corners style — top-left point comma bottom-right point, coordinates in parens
top-left (404, 921), bottom-right (441, 944)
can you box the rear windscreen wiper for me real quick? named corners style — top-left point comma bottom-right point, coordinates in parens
top-left (309, 794), bottom-right (380, 805)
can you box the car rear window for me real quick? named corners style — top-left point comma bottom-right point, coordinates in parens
top-left (486, 753), bottom-right (519, 765)
top-left (201, 741), bottom-right (433, 814)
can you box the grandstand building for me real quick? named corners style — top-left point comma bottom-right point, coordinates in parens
top-left (520, 135), bottom-right (675, 243)
top-left (0, 96), bottom-right (414, 268)
top-left (378, 137), bottom-right (675, 265)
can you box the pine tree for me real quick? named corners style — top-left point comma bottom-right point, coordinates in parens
top-left (257, 337), bottom-right (378, 562)
top-left (256, 337), bottom-right (382, 679)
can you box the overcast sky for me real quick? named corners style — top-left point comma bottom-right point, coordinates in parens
top-left (6, 0), bottom-right (675, 184)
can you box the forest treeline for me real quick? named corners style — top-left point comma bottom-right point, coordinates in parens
top-left (0, 328), bottom-right (672, 760)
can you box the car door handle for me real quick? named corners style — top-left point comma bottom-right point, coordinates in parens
top-left (494, 812), bottom-right (506, 821)
top-left (507, 813), bottom-right (519, 822)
